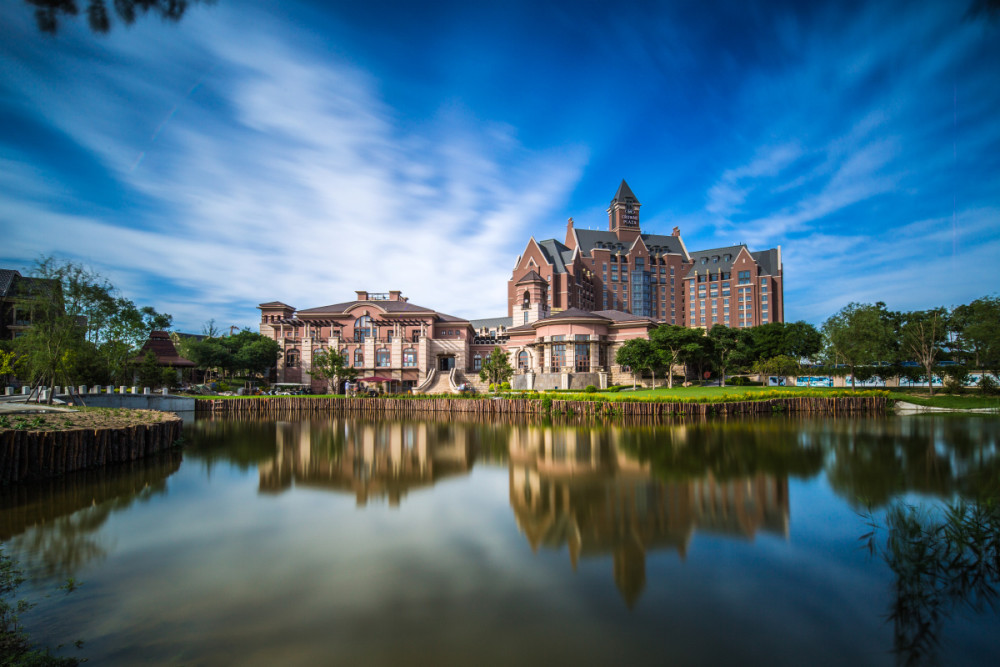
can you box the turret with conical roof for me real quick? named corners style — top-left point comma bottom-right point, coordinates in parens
top-left (607, 179), bottom-right (642, 242)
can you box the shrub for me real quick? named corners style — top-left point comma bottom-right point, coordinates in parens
top-left (541, 395), bottom-right (553, 413)
top-left (500, 381), bottom-right (511, 392)
top-left (585, 385), bottom-right (597, 393)
top-left (979, 374), bottom-right (999, 396)
top-left (943, 378), bottom-right (965, 395)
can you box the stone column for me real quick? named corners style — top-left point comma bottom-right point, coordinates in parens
top-left (78, 385), bottom-right (86, 395)
top-left (130, 386), bottom-right (138, 394)
top-left (590, 341), bottom-right (599, 371)
top-left (120, 386), bottom-right (127, 395)
top-left (4, 387), bottom-right (12, 396)
top-left (143, 387), bottom-right (151, 395)
top-left (23, 386), bottom-right (31, 395)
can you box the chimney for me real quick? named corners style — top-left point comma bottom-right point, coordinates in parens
top-left (389, 290), bottom-right (402, 301)
top-left (672, 226), bottom-right (681, 237)
top-left (355, 291), bottom-right (368, 301)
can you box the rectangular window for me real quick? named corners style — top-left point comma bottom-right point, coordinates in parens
top-left (738, 271), bottom-right (751, 285)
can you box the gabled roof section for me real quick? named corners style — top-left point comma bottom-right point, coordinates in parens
top-left (684, 244), bottom-right (747, 278)
top-left (258, 301), bottom-right (294, 309)
top-left (630, 235), bottom-right (649, 253)
top-left (515, 270), bottom-right (546, 285)
top-left (0, 269), bottom-right (20, 298)
top-left (612, 179), bottom-right (639, 204)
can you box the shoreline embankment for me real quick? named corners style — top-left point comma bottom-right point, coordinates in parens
top-left (0, 417), bottom-right (183, 484)
top-left (195, 395), bottom-right (889, 418)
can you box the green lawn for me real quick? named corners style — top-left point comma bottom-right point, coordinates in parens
top-left (886, 389), bottom-right (1000, 410)
top-left (610, 385), bottom-right (829, 399)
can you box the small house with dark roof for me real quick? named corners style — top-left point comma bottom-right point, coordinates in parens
top-left (134, 331), bottom-right (196, 368)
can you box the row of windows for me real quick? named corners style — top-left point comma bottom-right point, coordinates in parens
top-left (285, 348), bottom-right (419, 368)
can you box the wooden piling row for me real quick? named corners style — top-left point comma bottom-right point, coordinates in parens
top-left (0, 418), bottom-right (183, 485)
top-left (195, 395), bottom-right (887, 418)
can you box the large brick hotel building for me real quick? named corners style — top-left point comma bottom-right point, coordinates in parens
top-left (260, 181), bottom-right (783, 392)
top-left (508, 180), bottom-right (783, 328)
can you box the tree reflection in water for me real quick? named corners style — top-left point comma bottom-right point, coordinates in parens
top-left (863, 498), bottom-right (1000, 666)
top-left (0, 452), bottom-right (181, 580)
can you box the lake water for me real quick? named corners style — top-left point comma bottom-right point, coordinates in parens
top-left (2, 413), bottom-right (998, 666)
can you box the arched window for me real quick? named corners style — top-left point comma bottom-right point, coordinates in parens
top-left (354, 315), bottom-right (372, 342)
top-left (473, 352), bottom-right (482, 371)
top-left (402, 348), bottom-right (417, 367)
top-left (522, 290), bottom-right (530, 308)
top-left (376, 349), bottom-right (391, 367)
top-left (354, 349), bottom-right (364, 367)
top-left (285, 351), bottom-right (299, 367)
top-left (517, 350), bottom-right (529, 370)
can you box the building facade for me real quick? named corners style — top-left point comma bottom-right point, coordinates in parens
top-left (507, 181), bottom-right (784, 329)
top-left (259, 288), bottom-right (657, 392)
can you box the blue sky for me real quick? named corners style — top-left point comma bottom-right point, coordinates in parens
top-left (1, 0), bottom-right (998, 332)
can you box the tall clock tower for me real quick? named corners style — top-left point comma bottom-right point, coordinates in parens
top-left (608, 179), bottom-right (641, 242)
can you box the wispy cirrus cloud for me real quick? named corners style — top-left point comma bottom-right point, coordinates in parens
top-left (0, 5), bottom-right (585, 331)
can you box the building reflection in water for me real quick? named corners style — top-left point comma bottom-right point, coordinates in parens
top-left (508, 424), bottom-right (789, 607)
top-left (259, 418), bottom-right (475, 507)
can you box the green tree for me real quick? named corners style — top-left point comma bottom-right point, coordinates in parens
top-left (899, 308), bottom-right (950, 397)
top-left (11, 277), bottom-right (83, 400)
top-left (822, 302), bottom-right (895, 390)
top-left (24, 257), bottom-right (172, 386)
top-left (136, 350), bottom-right (161, 388)
top-left (479, 346), bottom-right (514, 390)
top-left (783, 321), bottom-right (823, 360)
top-left (949, 296), bottom-right (1000, 376)
top-left (614, 338), bottom-right (657, 389)
top-left (308, 349), bottom-right (357, 394)
top-left (752, 354), bottom-right (802, 379)
top-left (707, 325), bottom-right (744, 387)
top-left (649, 325), bottom-right (706, 388)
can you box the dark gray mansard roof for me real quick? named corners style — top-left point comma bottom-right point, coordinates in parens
top-left (684, 244), bottom-right (746, 278)
top-left (469, 316), bottom-right (513, 330)
top-left (536, 239), bottom-right (570, 273)
top-left (752, 248), bottom-right (780, 277)
top-left (683, 245), bottom-right (781, 279)
top-left (573, 229), bottom-right (685, 258)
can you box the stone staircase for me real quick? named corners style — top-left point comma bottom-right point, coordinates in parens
top-left (420, 372), bottom-right (456, 395)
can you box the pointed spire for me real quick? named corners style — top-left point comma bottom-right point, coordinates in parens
top-left (612, 179), bottom-right (638, 204)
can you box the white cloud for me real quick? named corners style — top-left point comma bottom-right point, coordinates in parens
top-left (0, 6), bottom-right (585, 332)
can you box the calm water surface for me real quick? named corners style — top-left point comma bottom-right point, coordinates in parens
top-left (2, 413), bottom-right (998, 666)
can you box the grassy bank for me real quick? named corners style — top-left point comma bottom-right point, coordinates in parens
top-left (886, 389), bottom-right (1000, 410)
top-left (0, 408), bottom-right (175, 433)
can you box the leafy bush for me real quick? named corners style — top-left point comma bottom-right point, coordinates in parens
top-left (728, 376), bottom-right (762, 387)
top-left (500, 381), bottom-right (511, 392)
top-left (585, 385), bottom-right (597, 393)
top-left (979, 374), bottom-right (998, 396)
top-left (943, 378), bottom-right (965, 395)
